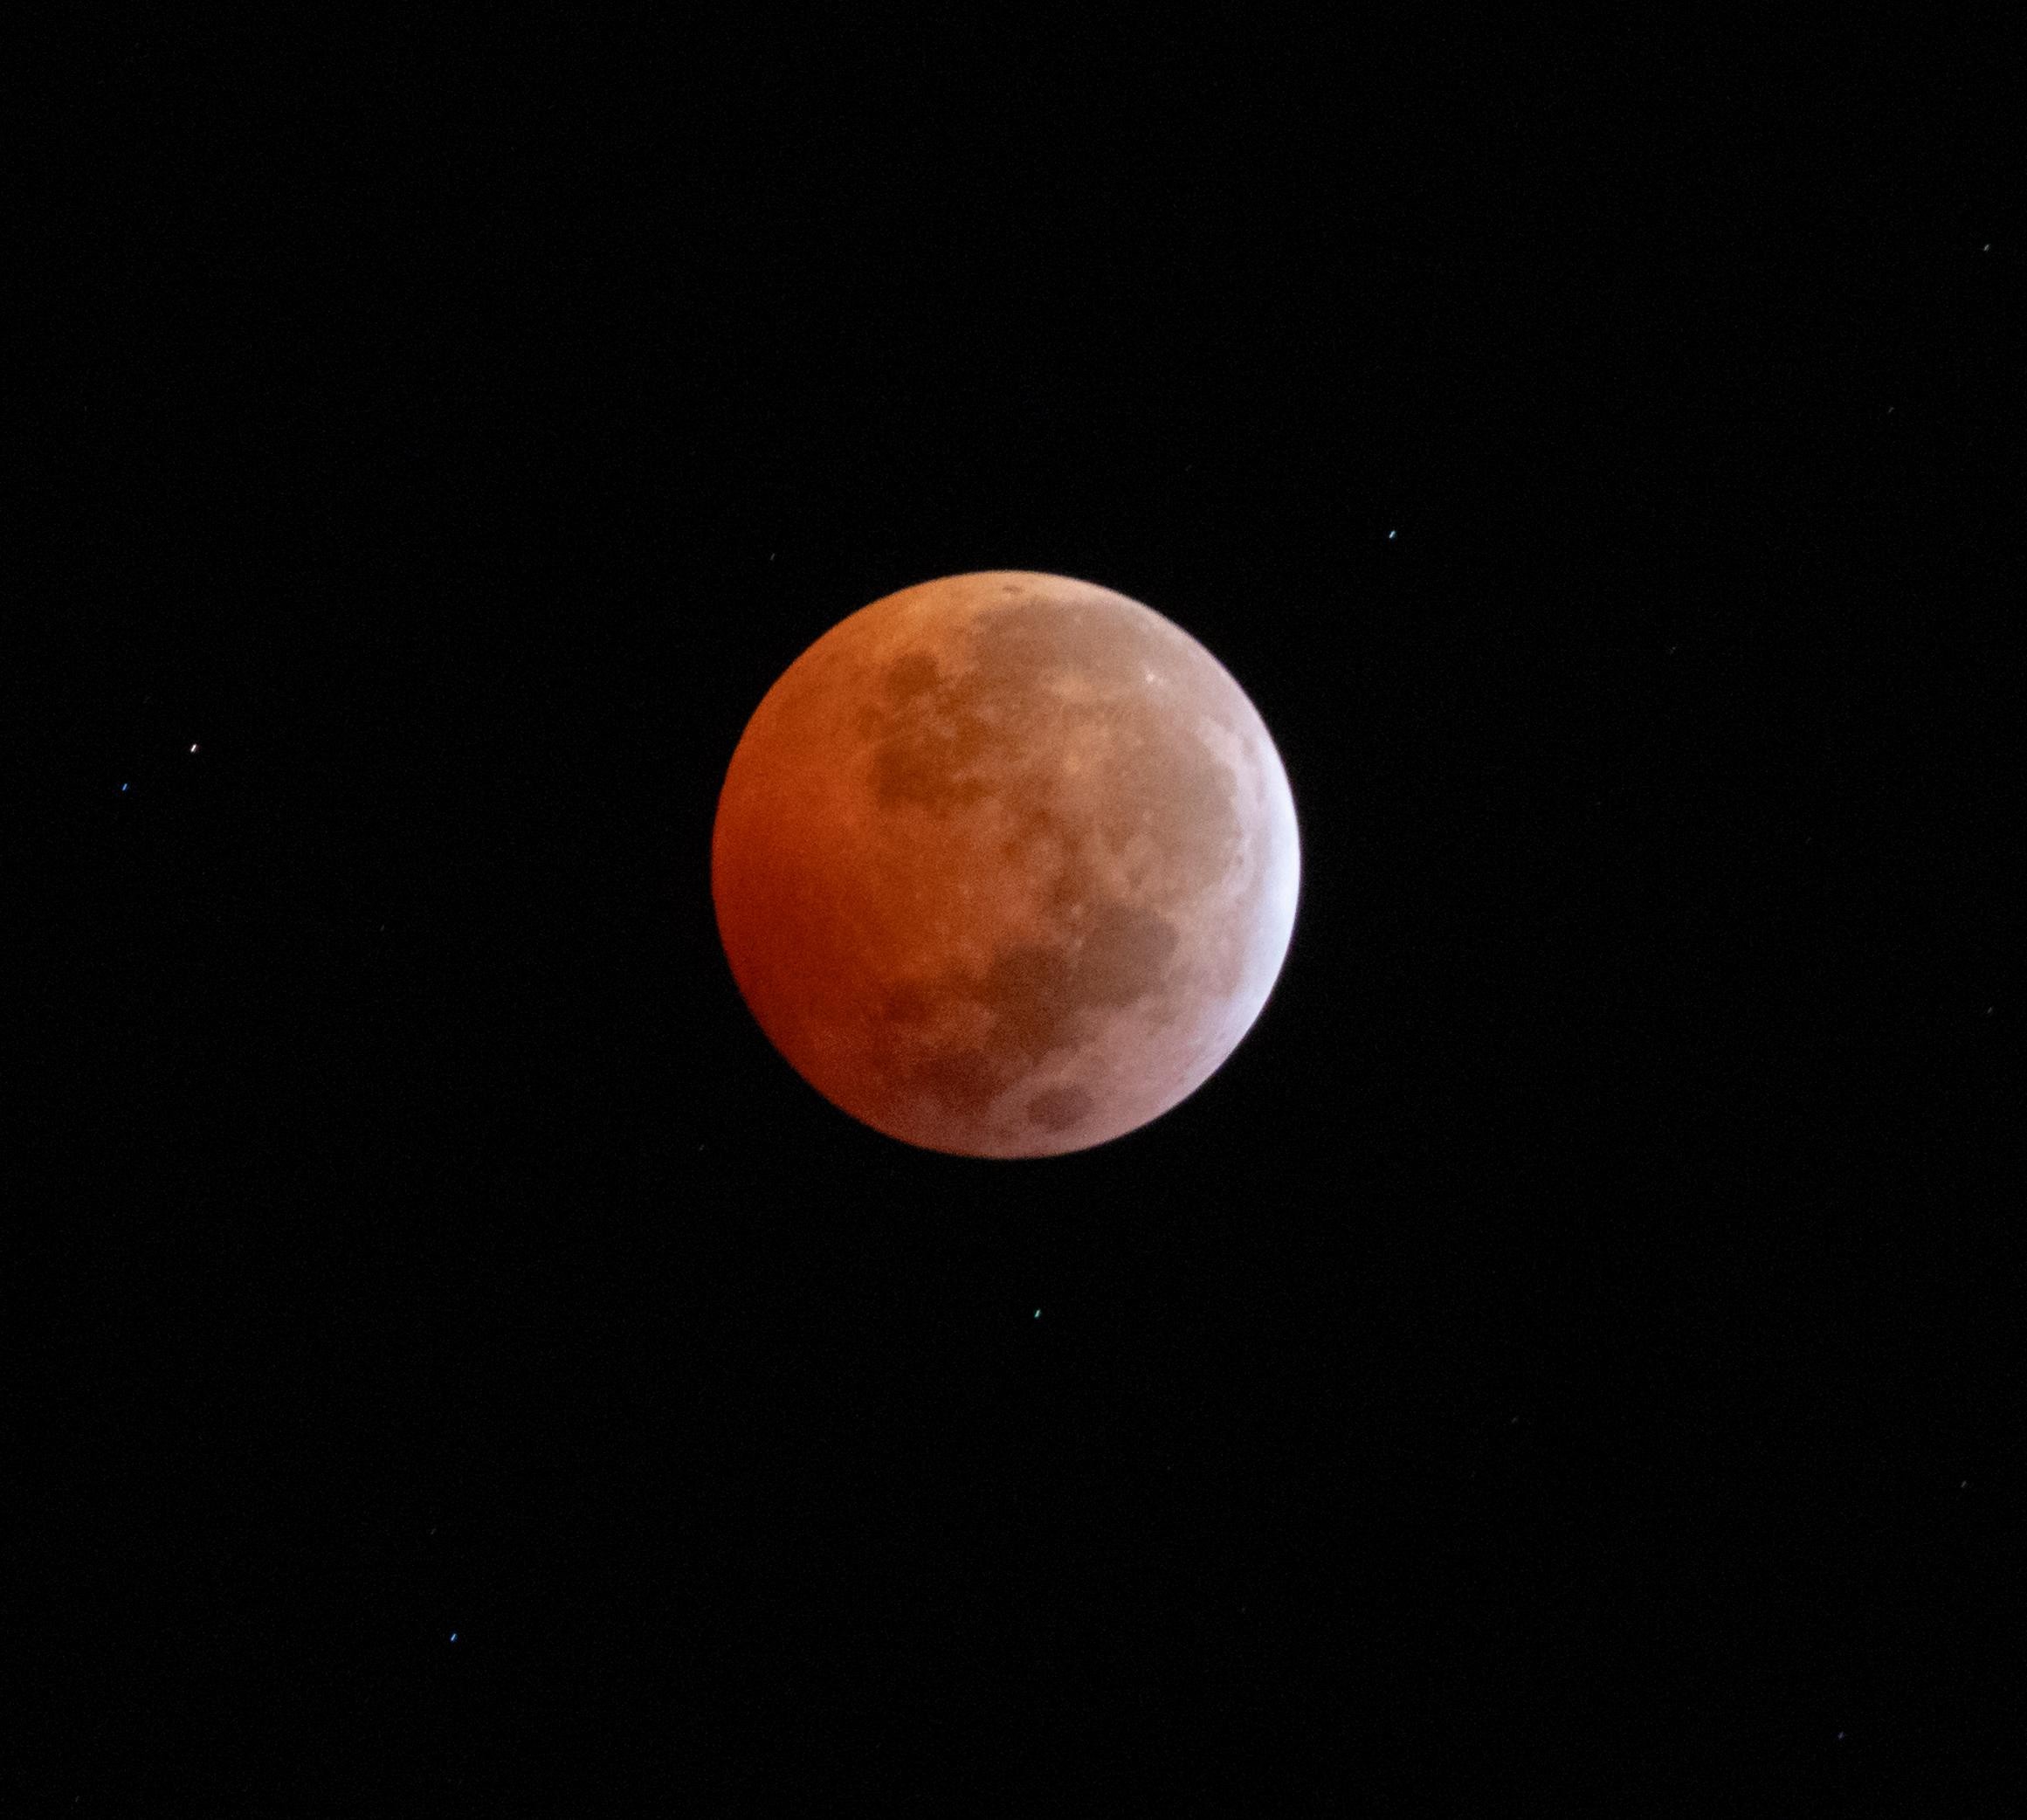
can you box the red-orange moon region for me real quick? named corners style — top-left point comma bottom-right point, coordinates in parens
top-left (711, 572), bottom-right (1301, 1157)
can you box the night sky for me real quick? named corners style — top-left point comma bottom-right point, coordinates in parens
top-left (26, 20), bottom-right (2020, 1805)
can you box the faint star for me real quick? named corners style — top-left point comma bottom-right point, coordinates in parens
top-left (121, 782), bottom-right (129, 792)
top-left (449, 1632), bottom-right (458, 1643)
top-left (1387, 529), bottom-right (1396, 540)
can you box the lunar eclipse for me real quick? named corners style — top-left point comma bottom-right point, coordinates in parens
top-left (711, 571), bottom-right (1300, 1157)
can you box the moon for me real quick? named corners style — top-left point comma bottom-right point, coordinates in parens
top-left (711, 571), bottom-right (1300, 1157)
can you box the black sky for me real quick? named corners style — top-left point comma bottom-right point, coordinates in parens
top-left (23, 17), bottom-right (2023, 1806)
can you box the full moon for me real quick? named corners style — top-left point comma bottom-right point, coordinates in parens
top-left (711, 571), bottom-right (1300, 1157)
